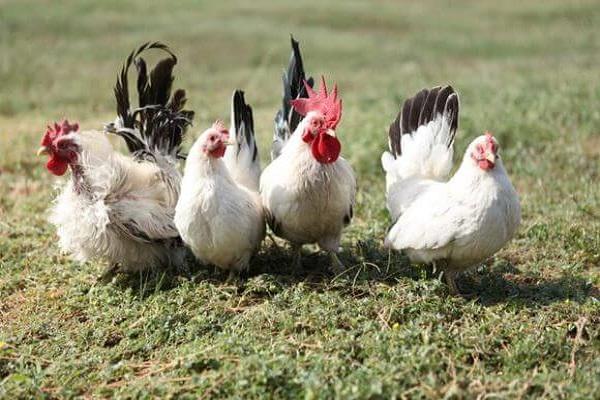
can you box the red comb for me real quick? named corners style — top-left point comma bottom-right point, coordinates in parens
top-left (212, 120), bottom-right (229, 135)
top-left (41, 120), bottom-right (79, 147)
top-left (484, 131), bottom-right (498, 152)
top-left (290, 76), bottom-right (342, 130)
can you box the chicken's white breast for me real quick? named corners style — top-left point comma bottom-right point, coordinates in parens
top-left (49, 131), bottom-right (183, 272)
top-left (386, 163), bottom-right (521, 269)
top-left (175, 92), bottom-right (265, 273)
top-left (260, 132), bottom-right (356, 252)
top-left (383, 85), bottom-right (521, 294)
top-left (175, 166), bottom-right (264, 271)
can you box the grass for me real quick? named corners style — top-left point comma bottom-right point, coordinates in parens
top-left (1, 0), bottom-right (599, 398)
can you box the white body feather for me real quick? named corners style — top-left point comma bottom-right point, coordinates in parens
top-left (223, 145), bottom-right (260, 192)
top-left (383, 119), bottom-right (521, 271)
top-left (175, 137), bottom-right (265, 272)
top-left (49, 131), bottom-right (183, 272)
top-left (382, 115), bottom-right (455, 221)
top-left (260, 119), bottom-right (356, 252)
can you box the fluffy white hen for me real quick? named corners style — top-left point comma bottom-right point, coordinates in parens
top-left (382, 85), bottom-right (521, 295)
top-left (38, 43), bottom-right (194, 277)
top-left (261, 38), bottom-right (356, 273)
top-left (175, 91), bottom-right (265, 278)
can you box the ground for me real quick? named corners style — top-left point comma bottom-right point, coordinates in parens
top-left (1, 0), bottom-right (599, 398)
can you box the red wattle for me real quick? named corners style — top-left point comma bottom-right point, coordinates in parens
top-left (311, 133), bottom-right (341, 164)
top-left (302, 128), bottom-right (314, 143)
top-left (478, 160), bottom-right (495, 170)
top-left (209, 145), bottom-right (227, 158)
top-left (46, 157), bottom-right (69, 176)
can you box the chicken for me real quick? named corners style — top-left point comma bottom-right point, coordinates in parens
top-left (382, 85), bottom-right (521, 295)
top-left (260, 38), bottom-right (356, 273)
top-left (38, 42), bottom-right (194, 277)
top-left (174, 91), bottom-right (265, 279)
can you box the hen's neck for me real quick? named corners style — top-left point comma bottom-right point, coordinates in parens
top-left (451, 158), bottom-right (508, 191)
top-left (186, 155), bottom-right (229, 181)
top-left (69, 162), bottom-right (92, 196)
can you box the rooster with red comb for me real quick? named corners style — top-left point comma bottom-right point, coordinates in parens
top-left (38, 42), bottom-right (193, 279)
top-left (260, 38), bottom-right (356, 273)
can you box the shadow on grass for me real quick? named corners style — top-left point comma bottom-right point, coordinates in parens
top-left (110, 238), bottom-right (417, 299)
top-left (252, 238), bottom-right (417, 282)
top-left (452, 258), bottom-right (598, 307)
top-left (463, 270), bottom-right (598, 307)
top-left (110, 239), bottom-right (598, 307)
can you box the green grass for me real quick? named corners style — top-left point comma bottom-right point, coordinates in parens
top-left (1, 0), bottom-right (599, 398)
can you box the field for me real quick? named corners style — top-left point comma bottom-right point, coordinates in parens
top-left (1, 0), bottom-right (599, 398)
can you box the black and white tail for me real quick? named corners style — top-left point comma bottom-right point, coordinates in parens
top-left (107, 42), bottom-right (194, 161)
top-left (223, 90), bottom-right (261, 192)
top-left (382, 85), bottom-right (459, 181)
top-left (271, 36), bottom-right (314, 160)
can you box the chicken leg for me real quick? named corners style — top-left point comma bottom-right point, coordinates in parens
top-left (444, 270), bottom-right (460, 296)
top-left (226, 270), bottom-right (241, 285)
top-left (98, 263), bottom-right (120, 283)
top-left (291, 243), bottom-right (303, 271)
top-left (444, 269), bottom-right (476, 298)
top-left (329, 252), bottom-right (346, 275)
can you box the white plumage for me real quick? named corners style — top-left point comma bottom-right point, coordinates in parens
top-left (175, 91), bottom-right (265, 276)
top-left (260, 39), bottom-right (356, 272)
top-left (261, 117), bottom-right (356, 256)
top-left (48, 130), bottom-right (184, 272)
top-left (40, 43), bottom-right (194, 276)
top-left (382, 86), bottom-right (521, 294)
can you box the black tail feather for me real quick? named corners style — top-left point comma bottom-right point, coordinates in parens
top-left (135, 58), bottom-right (149, 108)
top-left (148, 57), bottom-right (176, 106)
top-left (272, 35), bottom-right (314, 159)
top-left (233, 90), bottom-right (258, 162)
top-left (168, 89), bottom-right (187, 112)
top-left (407, 89), bottom-right (428, 133)
top-left (389, 85), bottom-right (459, 158)
top-left (283, 36), bottom-right (314, 134)
top-left (110, 42), bottom-right (193, 160)
top-left (418, 86), bottom-right (441, 126)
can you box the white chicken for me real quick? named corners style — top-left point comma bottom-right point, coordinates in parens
top-left (260, 38), bottom-right (356, 273)
top-left (382, 85), bottom-right (521, 295)
top-left (38, 42), bottom-right (194, 277)
top-left (174, 91), bottom-right (265, 279)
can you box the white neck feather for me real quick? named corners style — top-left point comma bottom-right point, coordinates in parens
top-left (184, 148), bottom-right (240, 193)
top-left (452, 153), bottom-right (508, 189)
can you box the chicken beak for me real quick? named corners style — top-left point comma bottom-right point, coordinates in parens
top-left (326, 129), bottom-right (336, 137)
top-left (486, 152), bottom-right (496, 164)
top-left (224, 139), bottom-right (234, 146)
top-left (37, 146), bottom-right (50, 156)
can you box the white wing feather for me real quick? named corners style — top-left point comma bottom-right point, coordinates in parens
top-left (49, 131), bottom-right (182, 271)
